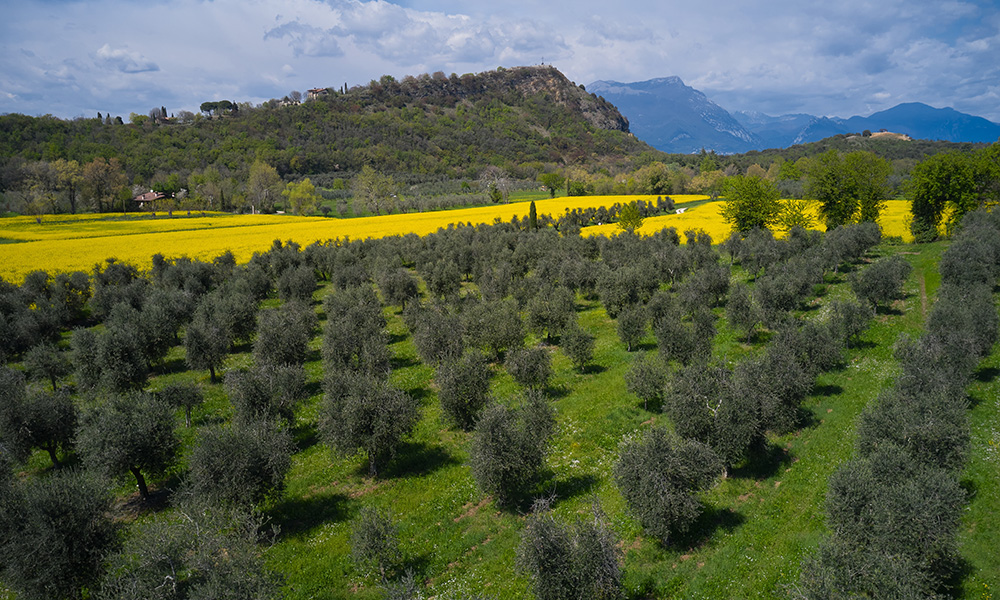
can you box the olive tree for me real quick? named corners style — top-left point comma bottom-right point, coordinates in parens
top-left (0, 469), bottom-right (119, 600)
top-left (226, 364), bottom-right (306, 427)
top-left (319, 373), bottom-right (419, 476)
top-left (613, 428), bottom-right (721, 545)
top-left (850, 255), bottom-right (912, 314)
top-left (159, 382), bottom-right (204, 428)
top-left (350, 506), bottom-right (403, 583)
top-left (625, 353), bottom-right (666, 411)
top-left (77, 392), bottom-right (179, 500)
top-left (186, 421), bottom-right (294, 508)
top-left (23, 342), bottom-right (71, 391)
top-left (437, 350), bottom-right (492, 430)
top-left (516, 500), bottom-right (623, 600)
top-left (469, 392), bottom-right (554, 506)
top-left (505, 346), bottom-right (553, 391)
top-left (98, 505), bottom-right (282, 600)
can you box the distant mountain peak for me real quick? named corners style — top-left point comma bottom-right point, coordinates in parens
top-left (587, 75), bottom-right (758, 154)
top-left (594, 76), bottom-right (1000, 152)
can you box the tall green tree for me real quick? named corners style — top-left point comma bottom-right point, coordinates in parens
top-left (805, 150), bottom-right (892, 230)
top-left (352, 165), bottom-right (396, 215)
top-left (246, 160), bottom-right (281, 214)
top-left (719, 174), bottom-right (782, 233)
top-left (538, 172), bottom-right (565, 198)
top-left (280, 178), bottom-right (320, 215)
top-left (845, 151), bottom-right (893, 223)
top-left (907, 152), bottom-right (977, 241)
top-left (617, 201), bottom-right (644, 233)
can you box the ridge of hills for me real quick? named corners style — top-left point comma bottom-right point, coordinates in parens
top-left (0, 66), bottom-right (648, 184)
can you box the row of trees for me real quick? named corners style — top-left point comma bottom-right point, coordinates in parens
top-left (797, 208), bottom-right (1000, 598)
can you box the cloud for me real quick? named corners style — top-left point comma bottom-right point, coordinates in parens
top-left (2, 0), bottom-right (999, 123)
top-left (264, 20), bottom-right (344, 57)
top-left (94, 44), bottom-right (159, 73)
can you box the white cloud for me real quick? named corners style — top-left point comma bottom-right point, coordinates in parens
top-left (1, 0), bottom-right (998, 123)
top-left (95, 44), bottom-right (159, 73)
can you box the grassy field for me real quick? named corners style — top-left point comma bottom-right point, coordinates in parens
top-left (5, 201), bottom-right (994, 599)
top-left (63, 237), bottom-right (988, 599)
top-left (0, 196), bottom-right (916, 284)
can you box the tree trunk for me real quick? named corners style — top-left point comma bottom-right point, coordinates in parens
top-left (209, 364), bottom-right (217, 384)
top-left (130, 466), bottom-right (150, 499)
top-left (368, 453), bottom-right (378, 477)
top-left (46, 445), bottom-right (61, 468)
top-left (184, 407), bottom-right (192, 428)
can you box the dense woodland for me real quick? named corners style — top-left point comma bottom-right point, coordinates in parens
top-left (2, 198), bottom-right (999, 597)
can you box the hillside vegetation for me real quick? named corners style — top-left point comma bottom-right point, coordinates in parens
top-left (0, 66), bottom-right (645, 184)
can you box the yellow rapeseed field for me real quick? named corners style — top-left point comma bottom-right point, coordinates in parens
top-left (0, 195), bottom-right (912, 283)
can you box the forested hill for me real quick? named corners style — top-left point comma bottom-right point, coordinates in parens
top-left (0, 65), bottom-right (650, 184)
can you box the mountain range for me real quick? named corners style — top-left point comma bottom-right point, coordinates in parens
top-left (588, 76), bottom-right (1000, 154)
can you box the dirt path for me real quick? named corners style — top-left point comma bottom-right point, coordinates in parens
top-left (919, 273), bottom-right (928, 320)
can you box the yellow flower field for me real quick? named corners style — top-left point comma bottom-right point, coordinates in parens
top-left (582, 199), bottom-right (913, 242)
top-left (0, 195), bottom-right (912, 283)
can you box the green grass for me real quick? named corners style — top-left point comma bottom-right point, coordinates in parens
top-left (11, 239), bottom-right (999, 599)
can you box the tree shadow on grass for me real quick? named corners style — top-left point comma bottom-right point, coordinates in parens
top-left (811, 383), bottom-right (844, 397)
top-left (670, 505), bottom-right (745, 550)
top-left (542, 384), bottom-right (571, 400)
top-left (292, 421), bottom-right (319, 451)
top-left (541, 473), bottom-right (599, 508)
top-left (846, 339), bottom-right (878, 351)
top-left (156, 356), bottom-right (190, 376)
top-left (729, 443), bottom-right (793, 480)
top-left (388, 332), bottom-right (408, 345)
top-left (391, 355), bottom-right (420, 370)
top-left (406, 386), bottom-right (432, 403)
top-left (303, 378), bottom-right (323, 399)
top-left (377, 441), bottom-right (460, 480)
top-left (270, 491), bottom-right (351, 540)
top-left (974, 366), bottom-right (1000, 384)
top-left (579, 364), bottom-right (607, 376)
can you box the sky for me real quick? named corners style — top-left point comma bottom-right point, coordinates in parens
top-left (2, 0), bottom-right (999, 123)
